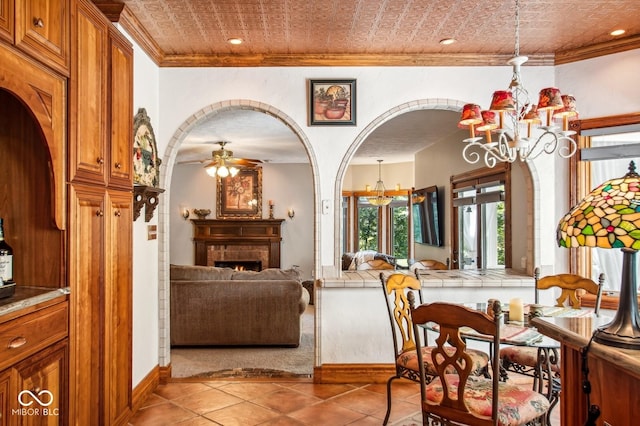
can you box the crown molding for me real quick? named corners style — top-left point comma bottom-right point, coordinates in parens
top-left (93, 1), bottom-right (163, 65)
top-left (555, 34), bottom-right (640, 65)
top-left (157, 53), bottom-right (555, 68)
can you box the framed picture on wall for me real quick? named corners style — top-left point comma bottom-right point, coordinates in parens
top-left (309, 79), bottom-right (356, 126)
top-left (216, 168), bottom-right (262, 218)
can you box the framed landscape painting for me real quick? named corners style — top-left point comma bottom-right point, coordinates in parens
top-left (216, 168), bottom-right (262, 218)
top-left (309, 79), bottom-right (356, 126)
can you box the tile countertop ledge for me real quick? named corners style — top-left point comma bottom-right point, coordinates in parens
top-left (0, 286), bottom-right (70, 320)
top-left (532, 315), bottom-right (640, 381)
top-left (320, 268), bottom-right (534, 288)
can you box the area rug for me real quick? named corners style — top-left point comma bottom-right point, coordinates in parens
top-left (170, 306), bottom-right (314, 379)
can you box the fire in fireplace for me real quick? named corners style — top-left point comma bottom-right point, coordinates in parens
top-left (214, 260), bottom-right (262, 271)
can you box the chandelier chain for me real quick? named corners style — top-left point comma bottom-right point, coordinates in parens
top-left (514, 0), bottom-right (520, 57)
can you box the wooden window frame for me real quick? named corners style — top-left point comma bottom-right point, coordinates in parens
top-left (568, 112), bottom-right (640, 309)
top-left (450, 163), bottom-right (511, 270)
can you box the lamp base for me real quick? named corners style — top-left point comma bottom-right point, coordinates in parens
top-left (593, 248), bottom-right (640, 350)
top-left (593, 327), bottom-right (640, 350)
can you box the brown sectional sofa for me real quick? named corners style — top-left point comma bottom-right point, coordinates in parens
top-left (170, 264), bottom-right (310, 347)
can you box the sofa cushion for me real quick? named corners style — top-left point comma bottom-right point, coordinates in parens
top-left (170, 264), bottom-right (235, 281)
top-left (231, 268), bottom-right (301, 281)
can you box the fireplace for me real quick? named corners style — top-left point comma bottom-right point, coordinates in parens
top-left (214, 260), bottom-right (262, 271)
top-left (192, 219), bottom-right (284, 269)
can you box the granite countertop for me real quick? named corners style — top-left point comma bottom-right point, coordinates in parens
top-left (532, 315), bottom-right (640, 380)
top-left (0, 285), bottom-right (70, 318)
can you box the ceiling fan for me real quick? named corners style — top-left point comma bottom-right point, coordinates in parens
top-left (183, 141), bottom-right (263, 178)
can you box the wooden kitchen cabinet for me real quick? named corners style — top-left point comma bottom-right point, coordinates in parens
top-left (68, 0), bottom-right (107, 186)
top-left (0, 0), bottom-right (12, 43)
top-left (104, 190), bottom-right (133, 425)
top-left (14, 0), bottom-right (70, 75)
top-left (107, 26), bottom-right (134, 190)
top-left (68, 184), bottom-right (132, 426)
top-left (69, 0), bottom-right (132, 190)
top-left (1, 0), bottom-right (133, 423)
top-left (0, 370), bottom-right (9, 426)
top-left (0, 295), bottom-right (68, 426)
top-left (13, 339), bottom-right (68, 425)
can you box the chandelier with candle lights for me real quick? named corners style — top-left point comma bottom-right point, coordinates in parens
top-left (458, 0), bottom-right (578, 168)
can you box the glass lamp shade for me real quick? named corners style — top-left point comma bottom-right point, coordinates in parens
top-left (537, 87), bottom-right (564, 111)
top-left (557, 163), bottom-right (640, 249)
top-left (557, 161), bottom-right (640, 349)
top-left (489, 90), bottom-right (515, 111)
top-left (367, 181), bottom-right (392, 206)
top-left (459, 104), bottom-right (483, 126)
top-left (205, 165), bottom-right (218, 177)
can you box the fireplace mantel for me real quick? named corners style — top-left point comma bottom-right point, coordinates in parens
top-left (192, 219), bottom-right (284, 269)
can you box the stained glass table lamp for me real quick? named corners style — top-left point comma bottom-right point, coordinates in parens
top-left (557, 161), bottom-right (640, 349)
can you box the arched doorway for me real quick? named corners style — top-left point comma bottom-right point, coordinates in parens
top-left (156, 100), bottom-right (320, 376)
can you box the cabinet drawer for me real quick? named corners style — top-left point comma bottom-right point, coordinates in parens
top-left (0, 302), bottom-right (68, 371)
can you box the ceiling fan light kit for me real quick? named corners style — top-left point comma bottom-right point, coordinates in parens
top-left (202, 141), bottom-right (262, 178)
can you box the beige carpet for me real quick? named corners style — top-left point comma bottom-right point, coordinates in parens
top-left (170, 306), bottom-right (314, 379)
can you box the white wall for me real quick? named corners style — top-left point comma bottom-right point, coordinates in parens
top-left (118, 25), bottom-right (161, 388)
top-left (125, 35), bottom-right (639, 378)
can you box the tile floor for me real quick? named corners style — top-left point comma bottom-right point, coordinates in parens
top-left (129, 377), bottom-right (560, 425)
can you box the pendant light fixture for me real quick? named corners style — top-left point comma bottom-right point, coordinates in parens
top-left (458, 0), bottom-right (578, 168)
top-left (367, 160), bottom-right (393, 206)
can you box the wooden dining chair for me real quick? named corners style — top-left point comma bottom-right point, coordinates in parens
top-left (410, 259), bottom-right (449, 271)
top-left (380, 273), bottom-right (489, 425)
top-left (500, 267), bottom-right (604, 420)
top-left (409, 296), bottom-right (550, 426)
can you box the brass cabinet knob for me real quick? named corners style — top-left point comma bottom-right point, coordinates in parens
top-left (33, 17), bottom-right (44, 28)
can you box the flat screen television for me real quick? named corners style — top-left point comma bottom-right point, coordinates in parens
top-left (412, 185), bottom-right (442, 246)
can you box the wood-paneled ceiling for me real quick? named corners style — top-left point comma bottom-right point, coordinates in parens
top-left (96, 0), bottom-right (640, 67)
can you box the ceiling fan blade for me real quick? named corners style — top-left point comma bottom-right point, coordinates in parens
top-left (227, 158), bottom-right (263, 166)
top-left (177, 159), bottom-right (206, 165)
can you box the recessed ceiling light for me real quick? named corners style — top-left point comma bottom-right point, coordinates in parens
top-left (227, 38), bottom-right (243, 45)
top-left (439, 38), bottom-right (456, 46)
top-left (610, 29), bottom-right (626, 36)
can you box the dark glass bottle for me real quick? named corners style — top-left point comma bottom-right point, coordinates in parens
top-left (0, 218), bottom-right (14, 284)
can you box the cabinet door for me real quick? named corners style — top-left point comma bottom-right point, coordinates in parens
top-left (15, 0), bottom-right (70, 75)
top-left (13, 339), bottom-right (68, 426)
top-left (108, 27), bottom-right (133, 189)
top-left (69, 0), bottom-right (107, 185)
top-left (0, 0), bottom-right (12, 43)
top-left (68, 184), bottom-right (104, 426)
top-left (104, 190), bottom-right (132, 424)
top-left (0, 369), bottom-right (9, 426)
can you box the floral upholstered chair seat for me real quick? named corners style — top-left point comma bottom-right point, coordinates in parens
top-left (501, 346), bottom-right (561, 374)
top-left (425, 374), bottom-right (550, 426)
top-left (398, 346), bottom-right (489, 377)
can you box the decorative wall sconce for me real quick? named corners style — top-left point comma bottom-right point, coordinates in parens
top-left (288, 208), bottom-right (295, 219)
